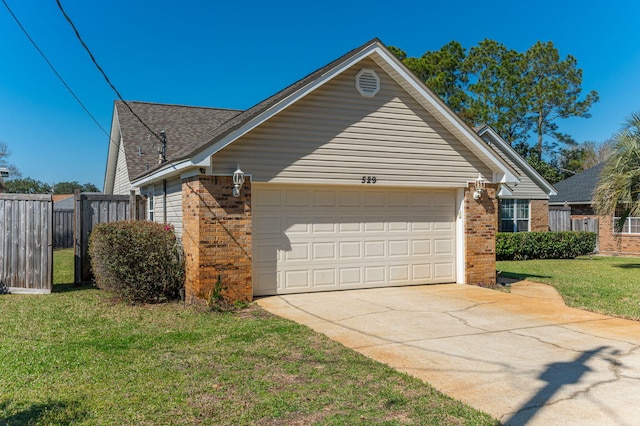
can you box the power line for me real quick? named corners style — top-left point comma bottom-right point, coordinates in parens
top-left (55, 0), bottom-right (162, 143)
top-left (1, 0), bottom-right (111, 140)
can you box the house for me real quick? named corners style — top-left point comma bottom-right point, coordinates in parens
top-left (104, 38), bottom-right (531, 304)
top-left (476, 126), bottom-right (556, 232)
top-left (550, 163), bottom-right (640, 255)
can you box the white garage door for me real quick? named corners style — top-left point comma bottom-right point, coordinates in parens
top-left (252, 185), bottom-right (456, 296)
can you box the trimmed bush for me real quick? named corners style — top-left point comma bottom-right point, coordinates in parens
top-left (89, 221), bottom-right (184, 303)
top-left (496, 231), bottom-right (597, 261)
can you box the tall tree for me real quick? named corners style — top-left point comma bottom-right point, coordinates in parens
top-left (593, 113), bottom-right (640, 231)
top-left (4, 177), bottom-right (51, 194)
top-left (392, 41), bottom-right (470, 119)
top-left (524, 41), bottom-right (599, 159)
top-left (0, 142), bottom-right (21, 191)
top-left (53, 181), bottom-right (99, 194)
top-left (464, 39), bottom-right (530, 145)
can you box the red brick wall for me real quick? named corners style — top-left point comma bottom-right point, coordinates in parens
top-left (465, 183), bottom-right (497, 286)
top-left (182, 175), bottom-right (252, 304)
top-left (598, 214), bottom-right (640, 256)
top-left (530, 199), bottom-right (549, 232)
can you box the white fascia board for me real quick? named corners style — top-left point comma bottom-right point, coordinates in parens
top-left (372, 50), bottom-right (519, 184)
top-left (130, 159), bottom-right (193, 187)
top-left (478, 126), bottom-right (557, 196)
top-left (191, 43), bottom-right (385, 166)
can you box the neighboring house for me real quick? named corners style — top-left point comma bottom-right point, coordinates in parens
top-left (476, 126), bottom-right (556, 232)
top-left (104, 38), bottom-right (526, 304)
top-left (53, 194), bottom-right (75, 209)
top-left (550, 163), bottom-right (640, 255)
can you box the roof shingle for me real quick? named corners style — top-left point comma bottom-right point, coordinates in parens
top-left (116, 101), bottom-right (242, 180)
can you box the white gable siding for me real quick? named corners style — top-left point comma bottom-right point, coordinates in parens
top-left (479, 136), bottom-right (548, 199)
top-left (113, 139), bottom-right (131, 195)
top-left (211, 59), bottom-right (491, 186)
top-left (141, 179), bottom-right (183, 238)
top-left (165, 178), bottom-right (183, 238)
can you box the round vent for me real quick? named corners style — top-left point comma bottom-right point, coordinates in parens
top-left (356, 68), bottom-right (380, 97)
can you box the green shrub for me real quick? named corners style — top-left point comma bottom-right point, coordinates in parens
top-left (496, 231), bottom-right (597, 261)
top-left (88, 221), bottom-right (184, 303)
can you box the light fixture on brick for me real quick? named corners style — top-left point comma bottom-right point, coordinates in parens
top-left (232, 165), bottom-right (245, 197)
top-left (473, 173), bottom-right (486, 200)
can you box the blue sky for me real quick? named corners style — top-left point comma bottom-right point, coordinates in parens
top-left (1, 0), bottom-right (638, 190)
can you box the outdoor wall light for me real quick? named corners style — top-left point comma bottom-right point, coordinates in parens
top-left (473, 173), bottom-right (486, 200)
top-left (232, 165), bottom-right (245, 197)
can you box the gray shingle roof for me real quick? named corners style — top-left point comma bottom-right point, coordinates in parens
top-left (549, 162), bottom-right (605, 204)
top-left (116, 101), bottom-right (242, 180)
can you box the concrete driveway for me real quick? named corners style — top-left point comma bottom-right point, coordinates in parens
top-left (257, 282), bottom-right (640, 425)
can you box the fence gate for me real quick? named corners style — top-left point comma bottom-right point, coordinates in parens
top-left (74, 192), bottom-right (145, 283)
top-left (0, 194), bottom-right (53, 293)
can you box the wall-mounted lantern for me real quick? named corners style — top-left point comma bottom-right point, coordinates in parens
top-left (232, 165), bottom-right (245, 197)
top-left (473, 173), bottom-right (486, 200)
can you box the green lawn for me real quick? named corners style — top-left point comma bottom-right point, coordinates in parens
top-left (0, 248), bottom-right (496, 425)
top-left (497, 256), bottom-right (640, 320)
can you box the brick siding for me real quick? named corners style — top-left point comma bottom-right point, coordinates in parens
top-left (182, 175), bottom-right (252, 305)
top-left (530, 199), bottom-right (549, 231)
top-left (598, 214), bottom-right (640, 256)
top-left (465, 183), bottom-right (497, 286)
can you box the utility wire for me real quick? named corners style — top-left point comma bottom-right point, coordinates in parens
top-left (55, 0), bottom-right (162, 142)
top-left (1, 0), bottom-right (111, 140)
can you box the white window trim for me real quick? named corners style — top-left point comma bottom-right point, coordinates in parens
top-left (613, 216), bottom-right (640, 234)
top-left (500, 199), bottom-right (530, 232)
top-left (147, 188), bottom-right (155, 221)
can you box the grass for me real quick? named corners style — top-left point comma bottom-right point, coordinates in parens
top-left (0, 248), bottom-right (497, 425)
top-left (497, 255), bottom-right (640, 320)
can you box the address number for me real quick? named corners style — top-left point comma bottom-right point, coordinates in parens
top-left (361, 176), bottom-right (377, 184)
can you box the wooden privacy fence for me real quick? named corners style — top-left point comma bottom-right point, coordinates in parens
top-left (75, 192), bottom-right (145, 283)
top-left (549, 207), bottom-right (571, 232)
top-left (54, 209), bottom-right (74, 248)
top-left (0, 194), bottom-right (53, 294)
top-left (549, 206), bottom-right (599, 251)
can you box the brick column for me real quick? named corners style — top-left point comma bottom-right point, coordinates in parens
top-left (182, 175), bottom-right (252, 304)
top-left (465, 183), bottom-right (497, 286)
top-left (530, 199), bottom-right (549, 232)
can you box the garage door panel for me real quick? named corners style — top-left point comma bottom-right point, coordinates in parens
top-left (339, 241), bottom-right (362, 259)
top-left (365, 240), bottom-right (385, 257)
top-left (253, 185), bottom-right (456, 295)
top-left (434, 263), bottom-right (455, 280)
top-left (313, 242), bottom-right (336, 260)
top-left (388, 240), bottom-right (409, 257)
top-left (339, 267), bottom-right (362, 285)
top-left (284, 189), bottom-right (308, 206)
top-left (365, 266), bottom-right (385, 283)
top-left (434, 239), bottom-right (453, 254)
top-left (389, 265), bottom-right (409, 281)
top-left (285, 243), bottom-right (309, 261)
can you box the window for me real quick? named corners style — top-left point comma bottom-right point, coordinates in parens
top-left (613, 216), bottom-right (640, 234)
top-left (500, 199), bottom-right (529, 232)
top-left (148, 189), bottom-right (154, 221)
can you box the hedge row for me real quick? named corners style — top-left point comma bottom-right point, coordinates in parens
top-left (89, 221), bottom-right (184, 303)
top-left (496, 231), bottom-right (597, 261)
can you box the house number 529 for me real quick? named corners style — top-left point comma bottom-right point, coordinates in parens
top-left (361, 176), bottom-right (377, 184)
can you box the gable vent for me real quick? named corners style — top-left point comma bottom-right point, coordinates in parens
top-left (356, 68), bottom-right (380, 97)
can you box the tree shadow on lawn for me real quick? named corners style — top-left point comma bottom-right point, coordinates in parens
top-left (612, 263), bottom-right (640, 269)
top-left (498, 272), bottom-right (552, 281)
top-left (0, 399), bottom-right (88, 425)
top-left (53, 282), bottom-right (96, 293)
